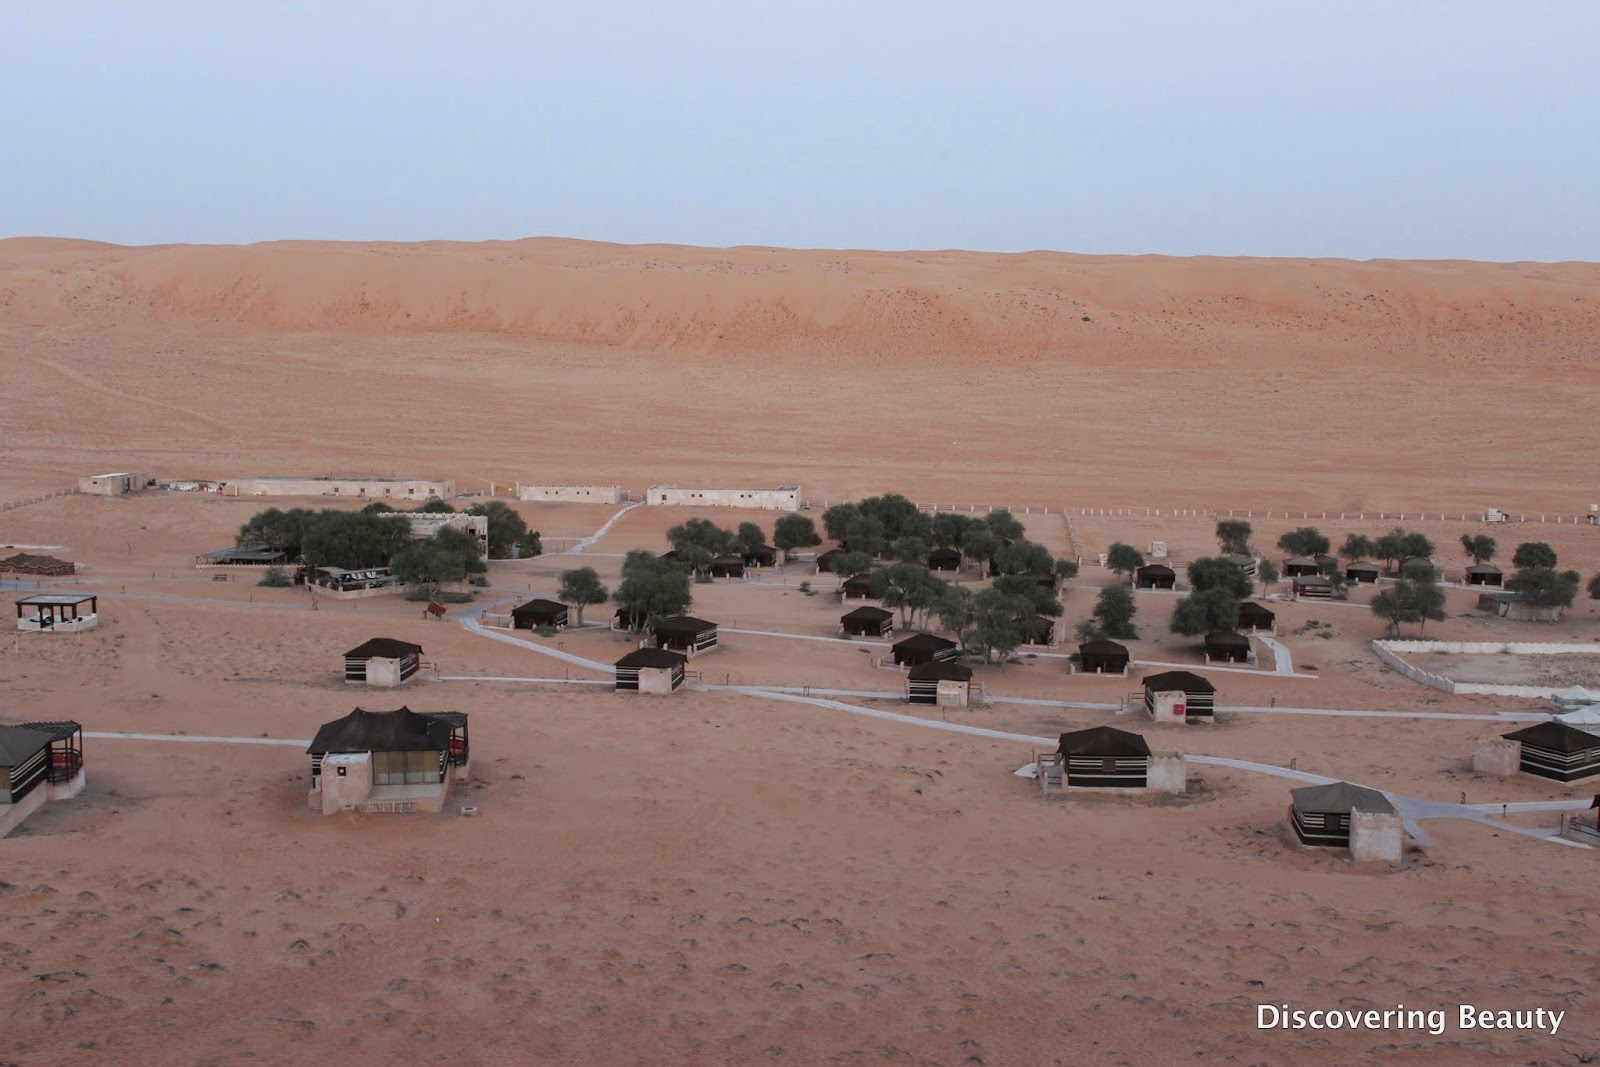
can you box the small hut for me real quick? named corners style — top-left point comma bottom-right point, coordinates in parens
top-left (1477, 592), bottom-right (1562, 623)
top-left (1465, 563), bottom-right (1504, 587)
top-left (344, 638), bottom-right (424, 687)
top-left (1223, 554), bottom-right (1259, 577)
top-left (653, 616), bottom-right (719, 656)
top-left (1, 720), bottom-right (86, 838)
top-left (15, 593), bottom-right (99, 633)
top-left (1135, 564), bottom-right (1176, 590)
top-left (1203, 630), bottom-right (1252, 664)
top-left (841, 606), bottom-right (894, 638)
top-left (892, 633), bottom-right (959, 667)
top-left (1237, 601), bottom-right (1276, 633)
top-left (1282, 556), bottom-right (1321, 577)
top-left (927, 548), bottom-right (962, 572)
top-left (1500, 723), bottom-right (1600, 782)
top-left (306, 706), bottom-right (468, 815)
top-left (0, 553), bottom-right (75, 577)
top-left (1291, 574), bottom-right (1333, 600)
top-left (1021, 615), bottom-right (1057, 646)
top-left (1143, 670), bottom-right (1216, 723)
top-left (14, 721), bottom-right (85, 799)
top-left (1288, 782), bottom-right (1402, 862)
top-left (1053, 726), bottom-right (1152, 788)
top-left (709, 554), bottom-right (746, 579)
top-left (1077, 638), bottom-right (1130, 675)
top-left (841, 573), bottom-right (875, 600)
top-left (907, 660), bottom-right (973, 706)
top-left (814, 548), bottom-right (842, 574)
top-left (1344, 560), bottom-right (1380, 584)
top-left (615, 647), bottom-right (687, 693)
top-left (510, 598), bottom-right (569, 630)
top-left (741, 544), bottom-right (778, 568)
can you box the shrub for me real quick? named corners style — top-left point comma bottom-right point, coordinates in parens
top-left (468, 574), bottom-right (489, 587)
top-left (257, 566), bottom-right (292, 588)
top-left (534, 624), bottom-right (558, 637)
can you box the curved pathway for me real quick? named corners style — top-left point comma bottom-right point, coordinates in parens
top-left (564, 503), bottom-right (644, 554)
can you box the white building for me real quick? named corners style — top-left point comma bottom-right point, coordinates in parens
top-left (222, 476), bottom-right (455, 500)
top-left (516, 484), bottom-right (628, 504)
top-left (646, 485), bottom-right (801, 510)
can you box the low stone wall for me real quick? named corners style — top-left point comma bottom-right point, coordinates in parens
top-left (1373, 639), bottom-right (1600, 700)
top-left (1382, 641), bottom-right (1600, 656)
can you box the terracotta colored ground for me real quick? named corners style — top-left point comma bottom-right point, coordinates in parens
top-left (2, 240), bottom-right (1599, 1065)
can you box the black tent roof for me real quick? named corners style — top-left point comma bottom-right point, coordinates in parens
top-left (511, 598), bottom-right (568, 614)
top-left (1502, 722), bottom-right (1600, 754)
top-left (307, 707), bottom-right (456, 754)
top-left (1078, 639), bottom-right (1130, 657)
top-left (1465, 563), bottom-right (1503, 574)
top-left (1136, 563), bottom-right (1176, 576)
top-left (1345, 560), bottom-right (1381, 571)
top-left (344, 637), bottom-right (424, 659)
top-left (842, 606), bottom-right (894, 622)
top-left (16, 720), bottom-right (81, 740)
top-left (1238, 601), bottom-right (1275, 619)
top-left (893, 633), bottom-right (957, 653)
top-left (0, 725), bottom-right (54, 766)
top-left (908, 660), bottom-right (973, 682)
top-left (1289, 781), bottom-right (1396, 816)
top-left (616, 647), bottom-right (688, 669)
top-left (928, 547), bottom-right (962, 560)
top-left (1143, 670), bottom-right (1216, 693)
top-left (1204, 630), bottom-right (1250, 648)
top-left (1056, 725), bottom-right (1151, 758)
top-left (711, 553), bottom-right (745, 565)
top-left (653, 615), bottom-right (717, 635)
top-left (816, 548), bottom-right (842, 561)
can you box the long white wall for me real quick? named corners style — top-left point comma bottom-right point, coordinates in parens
top-left (517, 484), bottom-right (627, 504)
top-left (646, 485), bottom-right (800, 510)
top-left (1372, 639), bottom-right (1598, 700)
top-left (224, 477), bottom-right (454, 499)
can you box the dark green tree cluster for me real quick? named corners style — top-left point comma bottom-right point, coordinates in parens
top-left (1508, 567), bottom-right (1581, 609)
top-left (1373, 528), bottom-right (1435, 575)
top-left (1459, 534), bottom-right (1497, 564)
top-left (390, 525), bottom-right (487, 589)
top-left (772, 513), bottom-right (821, 560)
top-left (611, 551), bottom-right (694, 631)
top-left (465, 501), bottom-right (536, 559)
top-left (1215, 520), bottom-right (1254, 556)
top-left (870, 563), bottom-right (953, 630)
top-left (1276, 526), bottom-right (1331, 557)
top-left (1370, 573), bottom-right (1447, 636)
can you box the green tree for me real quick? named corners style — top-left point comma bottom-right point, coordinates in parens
top-left (1588, 573), bottom-right (1600, 601)
top-left (1054, 558), bottom-right (1080, 580)
top-left (557, 567), bottom-right (610, 627)
top-left (361, 501), bottom-right (396, 514)
top-left (858, 494), bottom-right (930, 543)
top-left (1339, 533), bottom-right (1376, 561)
top-left (1186, 557), bottom-right (1254, 599)
top-left (1317, 556), bottom-right (1349, 598)
top-left (1216, 519), bottom-right (1253, 555)
top-left (829, 551), bottom-right (874, 583)
top-left (1257, 559), bottom-right (1280, 595)
top-left (930, 513), bottom-right (981, 550)
top-left (1074, 618), bottom-right (1106, 642)
top-left (772, 513), bottom-right (821, 560)
top-left (1374, 528), bottom-right (1409, 574)
top-left (991, 574), bottom-right (1063, 617)
top-left (984, 508), bottom-right (1027, 543)
top-left (1277, 527), bottom-right (1330, 557)
top-left (1093, 584), bottom-right (1138, 640)
top-left (466, 501), bottom-right (529, 559)
top-left (1401, 531), bottom-right (1435, 567)
top-left (301, 511), bottom-right (415, 570)
top-left (736, 522), bottom-right (767, 551)
top-left (391, 540), bottom-right (468, 589)
top-left (612, 552), bottom-right (693, 630)
top-left (991, 539), bottom-right (1053, 576)
top-left (414, 497), bottom-right (455, 514)
top-left (821, 503), bottom-right (861, 543)
top-left (236, 506), bottom-right (321, 554)
top-left (1512, 542), bottom-right (1558, 569)
top-left (1169, 588), bottom-right (1241, 636)
top-left (960, 527), bottom-right (999, 565)
top-left (843, 514), bottom-right (888, 557)
top-left (892, 536), bottom-right (931, 565)
top-left (1370, 587), bottom-right (1420, 637)
top-left (1460, 534), bottom-right (1496, 564)
top-left (1400, 558), bottom-right (1438, 582)
top-left (1105, 543), bottom-right (1145, 581)
top-left (1404, 576), bottom-right (1447, 633)
top-left (516, 530), bottom-right (542, 557)
top-left (871, 563), bottom-right (950, 629)
top-left (257, 565), bottom-right (292, 587)
top-left (1508, 567), bottom-right (1580, 609)
top-left (968, 587), bottom-right (1033, 664)
top-left (934, 585), bottom-right (979, 649)
top-left (667, 518), bottom-right (738, 556)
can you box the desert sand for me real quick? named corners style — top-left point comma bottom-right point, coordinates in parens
top-left (2, 239), bottom-right (1599, 1065)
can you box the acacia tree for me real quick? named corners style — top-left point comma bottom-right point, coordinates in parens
top-left (892, 536), bottom-right (931, 565)
top-left (991, 574), bottom-right (1063, 618)
top-left (1054, 558), bottom-right (1080, 580)
top-left (960, 527), bottom-right (999, 567)
top-left (821, 504), bottom-right (860, 543)
top-left (1257, 559), bottom-right (1280, 595)
top-left (1105, 543), bottom-right (1145, 581)
top-left (1186, 557), bottom-right (1253, 599)
top-left (466, 501), bottom-right (528, 559)
top-left (829, 551), bottom-right (874, 586)
top-left (1169, 588), bottom-right (1241, 636)
top-left (1370, 587), bottom-right (1420, 637)
top-left (843, 514), bottom-right (888, 558)
top-left (1276, 527), bottom-right (1330, 558)
top-left (612, 551), bottom-right (693, 630)
top-left (930, 513), bottom-right (981, 550)
top-left (414, 497), bottom-right (455, 514)
top-left (736, 522), bottom-right (766, 551)
top-left (237, 506), bottom-right (322, 554)
top-left (1216, 520), bottom-right (1253, 555)
top-left (1588, 573), bottom-right (1600, 601)
top-left (1509, 567), bottom-right (1580, 609)
top-left (1512, 542), bottom-right (1558, 569)
top-left (871, 563), bottom-right (950, 629)
top-left (1372, 576), bottom-right (1445, 635)
top-left (991, 539), bottom-right (1053, 576)
top-left (968, 588), bottom-right (1034, 665)
top-left (1339, 533), bottom-right (1376, 561)
top-left (858, 494), bottom-right (931, 544)
top-left (772, 513), bottom-right (821, 561)
top-left (984, 509), bottom-right (1027, 543)
top-left (667, 518), bottom-right (738, 557)
top-left (557, 567), bottom-right (609, 627)
top-left (301, 511), bottom-right (415, 570)
top-left (934, 586), bottom-right (979, 650)
top-left (1093, 584), bottom-right (1138, 640)
top-left (1460, 534), bottom-right (1497, 564)
top-left (391, 526), bottom-right (485, 591)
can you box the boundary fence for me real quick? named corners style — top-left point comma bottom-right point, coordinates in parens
top-left (800, 500), bottom-right (1597, 526)
top-left (0, 488), bottom-right (78, 513)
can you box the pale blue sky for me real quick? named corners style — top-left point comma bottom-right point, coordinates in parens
top-left (3, 1), bottom-right (1595, 259)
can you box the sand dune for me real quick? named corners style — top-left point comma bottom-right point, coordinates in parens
top-left (3, 238), bottom-right (1597, 370)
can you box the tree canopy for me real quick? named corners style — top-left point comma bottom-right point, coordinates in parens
top-left (991, 539), bottom-right (1053, 576)
top-left (414, 497), bottom-right (455, 514)
top-left (301, 510), bottom-right (416, 570)
top-left (772, 513), bottom-right (821, 559)
top-left (1257, 559), bottom-right (1280, 592)
top-left (736, 522), bottom-right (767, 551)
top-left (1215, 520), bottom-right (1253, 555)
top-left (1105, 543), bottom-right (1145, 580)
top-left (1092, 584), bottom-right (1138, 640)
top-left (821, 503), bottom-right (860, 543)
top-left (991, 574), bottom-right (1063, 617)
top-left (1588, 573), bottom-right (1600, 601)
top-left (870, 563), bottom-right (950, 629)
top-left (930, 513), bottom-right (982, 550)
top-left (390, 525), bottom-right (486, 588)
top-left (829, 551), bottom-right (874, 580)
top-left (843, 514), bottom-right (888, 558)
top-left (1371, 575), bottom-right (1446, 635)
top-left (1169, 588), bottom-right (1241, 636)
top-left (612, 552), bottom-right (693, 630)
top-left (1186, 557), bottom-right (1253, 600)
top-left (667, 518), bottom-right (739, 557)
top-left (858, 494), bottom-right (932, 544)
top-left (1508, 567), bottom-right (1580, 609)
top-left (557, 567), bottom-right (610, 627)
top-left (1512, 542), bottom-right (1558, 569)
top-left (1276, 526), bottom-right (1330, 557)
top-left (967, 587), bottom-right (1035, 664)
top-left (892, 536), bottom-right (931, 565)
top-left (1338, 533), bottom-right (1376, 561)
top-left (983, 509), bottom-right (1026, 543)
top-left (1053, 558), bottom-right (1080, 580)
top-left (1460, 534), bottom-right (1496, 564)
top-left (466, 501), bottom-right (528, 559)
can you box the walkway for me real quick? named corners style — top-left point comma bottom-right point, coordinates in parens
top-left (564, 503), bottom-right (644, 554)
top-left (458, 615), bottom-right (612, 672)
top-left (85, 731), bottom-right (309, 747)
